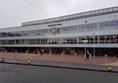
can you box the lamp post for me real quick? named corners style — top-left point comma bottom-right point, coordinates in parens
top-left (84, 21), bottom-right (87, 60)
top-left (84, 40), bottom-right (87, 60)
top-left (93, 33), bottom-right (95, 57)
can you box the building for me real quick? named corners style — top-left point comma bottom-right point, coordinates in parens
top-left (0, 6), bottom-right (118, 56)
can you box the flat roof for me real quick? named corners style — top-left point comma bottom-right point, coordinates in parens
top-left (22, 6), bottom-right (118, 26)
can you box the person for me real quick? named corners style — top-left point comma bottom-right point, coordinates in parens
top-left (85, 50), bottom-right (90, 60)
top-left (40, 49), bottom-right (42, 55)
top-left (42, 49), bottom-right (44, 55)
top-left (27, 49), bottom-right (30, 54)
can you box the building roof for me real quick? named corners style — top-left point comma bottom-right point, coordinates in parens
top-left (22, 6), bottom-right (118, 26)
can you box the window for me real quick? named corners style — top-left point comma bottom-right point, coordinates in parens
top-left (90, 11), bottom-right (95, 16)
top-left (57, 28), bottom-right (61, 34)
top-left (62, 37), bottom-right (77, 44)
top-left (108, 8), bottom-right (113, 12)
top-left (99, 9), bottom-right (104, 14)
top-left (103, 9), bottom-right (108, 13)
top-left (94, 10), bottom-right (99, 15)
top-left (61, 25), bottom-right (78, 33)
top-left (113, 7), bottom-right (118, 11)
top-left (86, 23), bottom-right (97, 31)
top-left (116, 20), bottom-right (118, 25)
top-left (78, 25), bottom-right (85, 32)
top-left (48, 38), bottom-right (60, 44)
top-left (85, 12), bottom-right (90, 16)
top-left (109, 21), bottom-right (115, 26)
top-left (99, 20), bottom-right (118, 29)
top-left (37, 29), bottom-right (48, 35)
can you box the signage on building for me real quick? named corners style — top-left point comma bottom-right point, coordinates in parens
top-left (50, 27), bottom-right (57, 35)
top-left (83, 40), bottom-right (88, 43)
top-left (48, 23), bottom-right (62, 27)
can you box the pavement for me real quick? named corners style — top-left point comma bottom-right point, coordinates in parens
top-left (0, 52), bottom-right (118, 73)
top-left (108, 62), bottom-right (118, 66)
top-left (1, 59), bottom-right (118, 73)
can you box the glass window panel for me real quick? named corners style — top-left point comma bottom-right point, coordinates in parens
top-left (108, 8), bottom-right (113, 12)
top-left (116, 20), bottom-right (118, 25)
top-left (99, 9), bottom-right (104, 14)
top-left (103, 9), bottom-right (108, 13)
top-left (90, 11), bottom-right (95, 15)
top-left (94, 10), bottom-right (99, 15)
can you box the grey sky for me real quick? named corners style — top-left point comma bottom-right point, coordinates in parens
top-left (0, 0), bottom-right (118, 28)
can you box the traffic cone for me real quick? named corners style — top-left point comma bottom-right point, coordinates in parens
top-left (1, 58), bottom-right (5, 63)
top-left (107, 65), bottom-right (112, 71)
top-left (27, 58), bottom-right (31, 64)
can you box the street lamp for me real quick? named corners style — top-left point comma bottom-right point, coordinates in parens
top-left (93, 33), bottom-right (95, 57)
top-left (84, 21), bottom-right (87, 60)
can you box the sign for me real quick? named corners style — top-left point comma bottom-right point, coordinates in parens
top-left (83, 40), bottom-right (88, 43)
top-left (50, 27), bottom-right (57, 35)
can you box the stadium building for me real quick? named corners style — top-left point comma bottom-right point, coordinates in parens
top-left (0, 6), bottom-right (118, 56)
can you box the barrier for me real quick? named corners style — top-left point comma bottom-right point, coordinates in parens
top-left (107, 65), bottom-right (112, 71)
top-left (1, 57), bottom-right (5, 63)
top-left (27, 58), bottom-right (31, 64)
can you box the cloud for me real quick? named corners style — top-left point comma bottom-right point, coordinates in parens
top-left (0, 0), bottom-right (118, 28)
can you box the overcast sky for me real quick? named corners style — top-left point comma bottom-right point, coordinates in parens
top-left (0, 0), bottom-right (118, 28)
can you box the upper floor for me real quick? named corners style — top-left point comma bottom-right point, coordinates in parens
top-left (0, 6), bottom-right (118, 39)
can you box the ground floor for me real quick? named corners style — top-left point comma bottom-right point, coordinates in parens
top-left (0, 47), bottom-right (117, 57)
top-left (0, 34), bottom-right (118, 45)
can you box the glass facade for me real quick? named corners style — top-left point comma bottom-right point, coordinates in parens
top-left (0, 6), bottom-right (118, 49)
top-left (0, 20), bottom-right (118, 38)
top-left (0, 34), bottom-right (118, 45)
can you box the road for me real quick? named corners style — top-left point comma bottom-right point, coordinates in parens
top-left (0, 63), bottom-right (118, 83)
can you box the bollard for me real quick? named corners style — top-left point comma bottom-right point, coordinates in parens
top-left (5, 50), bottom-right (7, 56)
top-left (15, 50), bottom-right (17, 59)
top-left (107, 65), bottom-right (112, 71)
top-left (89, 54), bottom-right (91, 60)
top-left (75, 53), bottom-right (77, 62)
top-left (49, 51), bottom-right (51, 54)
top-left (38, 51), bottom-right (40, 54)
top-left (27, 58), bottom-right (31, 64)
top-left (49, 51), bottom-right (51, 60)
top-left (38, 51), bottom-right (41, 56)
top-left (26, 51), bottom-right (28, 54)
top-left (1, 58), bottom-right (5, 63)
top-left (15, 50), bottom-right (17, 53)
top-left (61, 52), bottom-right (64, 62)
top-left (105, 54), bottom-right (107, 64)
top-left (5, 50), bottom-right (7, 53)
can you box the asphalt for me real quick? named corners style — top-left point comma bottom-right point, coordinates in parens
top-left (0, 63), bottom-right (118, 83)
top-left (1, 59), bottom-right (118, 73)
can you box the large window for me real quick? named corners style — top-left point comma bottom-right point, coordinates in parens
top-left (37, 29), bottom-right (48, 35)
top-left (62, 37), bottom-right (77, 44)
top-left (62, 25), bottom-right (77, 33)
top-left (48, 38), bottom-right (61, 44)
top-left (1, 19), bottom-right (118, 39)
top-left (0, 34), bottom-right (118, 45)
top-left (99, 20), bottom-right (118, 28)
top-left (86, 23), bottom-right (97, 32)
top-left (36, 39), bottom-right (48, 44)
